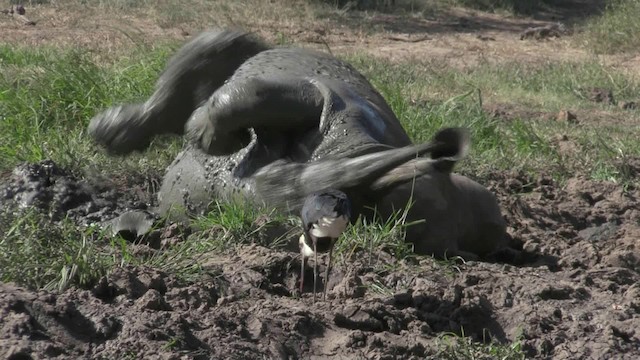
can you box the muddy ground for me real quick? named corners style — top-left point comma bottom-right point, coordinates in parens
top-left (2, 1), bottom-right (640, 359)
top-left (2, 159), bottom-right (640, 359)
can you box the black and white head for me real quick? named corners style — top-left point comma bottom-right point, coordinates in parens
top-left (298, 189), bottom-right (352, 302)
top-left (299, 189), bottom-right (352, 256)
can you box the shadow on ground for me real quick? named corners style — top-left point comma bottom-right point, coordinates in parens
top-left (321, 0), bottom-right (607, 37)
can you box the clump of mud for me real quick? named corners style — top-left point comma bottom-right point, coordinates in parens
top-left (0, 160), bottom-right (159, 225)
top-left (1, 161), bottom-right (640, 359)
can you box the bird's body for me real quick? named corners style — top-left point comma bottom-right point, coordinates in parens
top-left (299, 189), bottom-right (351, 302)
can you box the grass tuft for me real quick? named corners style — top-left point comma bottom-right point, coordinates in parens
top-left (191, 199), bottom-right (297, 249)
top-left (144, 199), bottom-right (298, 281)
top-left (435, 332), bottom-right (526, 360)
top-left (0, 208), bottom-right (129, 291)
top-left (335, 195), bottom-right (421, 271)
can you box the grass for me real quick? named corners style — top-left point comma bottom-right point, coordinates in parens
top-left (579, 0), bottom-right (640, 54)
top-left (146, 200), bottom-right (299, 282)
top-left (335, 203), bottom-right (418, 267)
top-left (434, 332), bottom-right (526, 360)
top-left (0, 44), bottom-right (181, 173)
top-left (6, 42), bottom-right (636, 183)
top-left (0, 208), bottom-right (129, 291)
top-left (0, 198), bottom-right (299, 289)
top-left (348, 54), bottom-right (640, 184)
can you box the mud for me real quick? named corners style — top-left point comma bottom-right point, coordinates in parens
top-left (1, 159), bottom-right (639, 359)
top-left (0, 160), bottom-right (160, 226)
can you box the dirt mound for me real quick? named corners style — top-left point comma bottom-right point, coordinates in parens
top-left (0, 160), bottom-right (159, 226)
top-left (488, 171), bottom-right (640, 272)
top-left (2, 163), bottom-right (640, 359)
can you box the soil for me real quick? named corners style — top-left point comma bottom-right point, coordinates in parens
top-left (2, 1), bottom-right (640, 359)
top-left (2, 158), bottom-right (640, 359)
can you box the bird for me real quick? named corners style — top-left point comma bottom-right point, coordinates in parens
top-left (299, 189), bottom-right (352, 303)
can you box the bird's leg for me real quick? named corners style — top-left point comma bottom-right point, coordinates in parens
top-left (299, 248), bottom-right (305, 296)
top-left (324, 244), bottom-right (334, 302)
top-left (313, 240), bottom-right (318, 304)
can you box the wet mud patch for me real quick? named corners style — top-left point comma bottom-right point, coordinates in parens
top-left (1, 161), bottom-right (640, 359)
top-left (0, 160), bottom-right (161, 226)
top-left (487, 171), bottom-right (640, 271)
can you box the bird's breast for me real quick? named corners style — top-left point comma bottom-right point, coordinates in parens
top-left (299, 235), bottom-right (315, 258)
top-left (299, 234), bottom-right (335, 257)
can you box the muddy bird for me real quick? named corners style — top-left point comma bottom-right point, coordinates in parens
top-left (299, 189), bottom-right (352, 302)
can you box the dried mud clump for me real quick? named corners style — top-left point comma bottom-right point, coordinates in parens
top-left (1, 161), bottom-right (640, 359)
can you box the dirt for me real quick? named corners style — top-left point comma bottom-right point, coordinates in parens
top-left (2, 1), bottom-right (640, 359)
top-left (2, 158), bottom-right (640, 359)
top-left (0, 160), bottom-right (160, 226)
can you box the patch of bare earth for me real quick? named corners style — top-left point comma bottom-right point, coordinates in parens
top-left (0, 3), bottom-right (633, 68)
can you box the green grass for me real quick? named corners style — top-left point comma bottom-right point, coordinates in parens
top-left (434, 332), bottom-right (526, 360)
top-left (0, 198), bottom-right (299, 289)
top-left (146, 200), bottom-right (299, 282)
top-left (191, 199), bottom-right (296, 248)
top-left (0, 208), bottom-right (129, 291)
top-left (0, 44), bottom-right (181, 174)
top-left (339, 213), bottom-right (416, 264)
top-left (3, 6), bottom-right (638, 182)
top-left (350, 54), bottom-right (640, 112)
top-left (579, 0), bottom-right (640, 54)
top-left (348, 54), bottom-right (640, 184)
